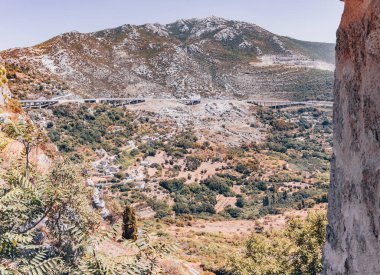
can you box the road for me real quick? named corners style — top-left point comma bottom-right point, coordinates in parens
top-left (19, 96), bottom-right (333, 109)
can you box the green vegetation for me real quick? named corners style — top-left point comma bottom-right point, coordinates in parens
top-left (185, 156), bottom-right (202, 171)
top-left (0, 160), bottom-right (99, 273)
top-left (2, 119), bottom-right (46, 178)
top-left (4, 62), bottom-right (68, 100)
top-left (0, 66), bottom-right (7, 87)
top-left (258, 107), bottom-right (332, 173)
top-left (0, 16), bottom-right (337, 273)
top-left (0, 120), bottom-right (180, 274)
top-left (202, 175), bottom-right (234, 196)
top-left (122, 205), bottom-right (138, 241)
top-left (13, 102), bottom-right (334, 273)
top-left (160, 179), bottom-right (217, 215)
top-left (227, 212), bottom-right (327, 275)
top-left (40, 104), bottom-right (331, 222)
top-left (47, 105), bottom-right (134, 156)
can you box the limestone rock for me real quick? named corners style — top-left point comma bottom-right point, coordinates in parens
top-left (323, 1), bottom-right (380, 274)
top-left (0, 85), bottom-right (11, 106)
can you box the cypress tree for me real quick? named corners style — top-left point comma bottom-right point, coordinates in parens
top-left (122, 205), bottom-right (137, 241)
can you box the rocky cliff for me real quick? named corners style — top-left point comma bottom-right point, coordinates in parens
top-left (0, 86), bottom-right (10, 106)
top-left (0, 66), bottom-right (10, 105)
top-left (324, 0), bottom-right (380, 273)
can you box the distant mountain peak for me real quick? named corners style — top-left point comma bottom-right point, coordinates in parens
top-left (0, 17), bottom-right (335, 101)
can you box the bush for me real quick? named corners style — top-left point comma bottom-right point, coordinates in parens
top-left (129, 148), bottom-right (139, 156)
top-left (159, 178), bottom-right (186, 193)
top-left (235, 164), bottom-right (250, 175)
top-left (202, 176), bottom-right (233, 196)
top-left (236, 197), bottom-right (245, 208)
top-left (255, 181), bottom-right (268, 191)
top-left (225, 207), bottom-right (243, 218)
top-left (155, 210), bottom-right (170, 219)
top-left (270, 119), bottom-right (295, 131)
top-left (173, 202), bottom-right (190, 214)
top-left (174, 132), bottom-right (197, 149)
top-left (185, 156), bottom-right (202, 171)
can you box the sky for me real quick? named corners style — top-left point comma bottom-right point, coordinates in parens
top-left (0, 0), bottom-right (344, 51)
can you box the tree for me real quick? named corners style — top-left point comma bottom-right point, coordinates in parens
top-left (236, 197), bottom-right (245, 208)
top-left (0, 160), bottom-right (99, 273)
top-left (122, 205), bottom-right (137, 241)
top-left (263, 195), bottom-right (270, 206)
top-left (287, 212), bottom-right (327, 274)
top-left (225, 207), bottom-right (243, 218)
top-left (159, 178), bottom-right (185, 192)
top-left (1, 120), bottom-right (46, 179)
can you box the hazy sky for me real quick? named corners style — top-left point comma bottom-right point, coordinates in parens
top-left (0, 0), bottom-right (344, 50)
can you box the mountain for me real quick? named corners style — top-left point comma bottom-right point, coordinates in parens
top-left (0, 16), bottom-right (335, 101)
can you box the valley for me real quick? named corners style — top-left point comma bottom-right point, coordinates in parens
top-left (0, 16), bottom-right (335, 275)
top-left (24, 97), bottom-right (332, 273)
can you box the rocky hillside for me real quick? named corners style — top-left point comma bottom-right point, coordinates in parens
top-left (0, 17), bottom-right (334, 101)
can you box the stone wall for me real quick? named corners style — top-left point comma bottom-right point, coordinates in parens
top-left (323, 0), bottom-right (380, 274)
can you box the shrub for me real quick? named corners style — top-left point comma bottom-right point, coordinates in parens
top-left (173, 202), bottom-right (190, 214)
top-left (256, 181), bottom-right (268, 191)
top-left (236, 197), bottom-right (245, 208)
top-left (159, 178), bottom-right (186, 193)
top-left (270, 119), bottom-right (295, 131)
top-left (130, 148), bottom-right (139, 156)
top-left (202, 175), bottom-right (233, 196)
top-left (225, 207), bottom-right (243, 218)
top-left (185, 156), bottom-right (202, 171)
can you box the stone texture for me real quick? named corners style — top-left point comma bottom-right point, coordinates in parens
top-left (323, 0), bottom-right (380, 274)
top-left (0, 85), bottom-right (11, 106)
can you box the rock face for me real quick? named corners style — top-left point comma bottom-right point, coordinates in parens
top-left (324, 1), bottom-right (380, 274)
top-left (0, 66), bottom-right (10, 105)
top-left (0, 85), bottom-right (11, 105)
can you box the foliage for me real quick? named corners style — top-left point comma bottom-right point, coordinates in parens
top-left (201, 175), bottom-right (234, 196)
top-left (47, 105), bottom-right (134, 155)
top-left (173, 132), bottom-right (197, 150)
top-left (227, 212), bottom-right (327, 275)
top-left (235, 197), bottom-right (245, 208)
top-left (0, 160), bottom-right (99, 272)
top-left (0, 159), bottom-right (171, 274)
top-left (159, 179), bottom-right (217, 215)
top-left (1, 119), bottom-right (47, 178)
top-left (159, 178), bottom-right (185, 193)
top-left (224, 206), bottom-right (243, 218)
top-left (77, 223), bottom-right (177, 275)
top-left (0, 66), bottom-right (7, 87)
top-left (122, 205), bottom-right (137, 241)
top-left (185, 156), bottom-right (202, 171)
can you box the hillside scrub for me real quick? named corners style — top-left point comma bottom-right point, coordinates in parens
top-left (227, 212), bottom-right (327, 275)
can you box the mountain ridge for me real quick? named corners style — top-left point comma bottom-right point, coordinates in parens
top-left (0, 17), bottom-right (335, 101)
